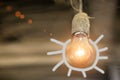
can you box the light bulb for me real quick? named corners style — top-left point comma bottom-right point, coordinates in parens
top-left (47, 0), bottom-right (109, 77)
top-left (66, 32), bottom-right (96, 68)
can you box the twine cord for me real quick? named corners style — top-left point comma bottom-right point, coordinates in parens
top-left (70, 0), bottom-right (83, 13)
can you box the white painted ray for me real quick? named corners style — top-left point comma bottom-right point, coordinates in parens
top-left (82, 71), bottom-right (87, 78)
top-left (95, 35), bottom-right (104, 44)
top-left (52, 60), bottom-right (64, 72)
top-left (47, 50), bottom-right (62, 55)
top-left (94, 66), bottom-right (104, 74)
top-left (99, 56), bottom-right (108, 59)
top-left (67, 69), bottom-right (72, 77)
top-left (50, 38), bottom-right (64, 46)
top-left (99, 47), bottom-right (108, 52)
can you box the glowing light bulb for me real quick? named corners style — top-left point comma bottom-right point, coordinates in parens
top-left (47, 33), bottom-right (108, 78)
top-left (66, 32), bottom-right (96, 68)
top-left (47, 0), bottom-right (108, 78)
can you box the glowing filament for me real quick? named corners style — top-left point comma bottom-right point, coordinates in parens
top-left (75, 48), bottom-right (85, 57)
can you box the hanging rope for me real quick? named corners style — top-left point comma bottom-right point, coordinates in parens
top-left (70, 0), bottom-right (83, 13)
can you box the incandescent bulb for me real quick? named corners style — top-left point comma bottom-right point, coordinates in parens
top-left (66, 32), bottom-right (96, 68)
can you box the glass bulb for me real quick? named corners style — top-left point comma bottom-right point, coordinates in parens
top-left (66, 32), bottom-right (96, 68)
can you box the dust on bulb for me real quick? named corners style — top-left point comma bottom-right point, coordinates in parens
top-left (66, 32), bottom-right (96, 68)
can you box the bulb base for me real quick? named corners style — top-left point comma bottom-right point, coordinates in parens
top-left (72, 12), bottom-right (90, 35)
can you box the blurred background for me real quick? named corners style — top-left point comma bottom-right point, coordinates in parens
top-left (0, 0), bottom-right (119, 80)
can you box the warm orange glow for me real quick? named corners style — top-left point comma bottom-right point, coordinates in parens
top-left (28, 19), bottom-right (33, 24)
top-left (6, 5), bottom-right (12, 12)
top-left (66, 33), bottom-right (96, 68)
top-left (20, 14), bottom-right (25, 19)
top-left (15, 11), bottom-right (21, 17)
